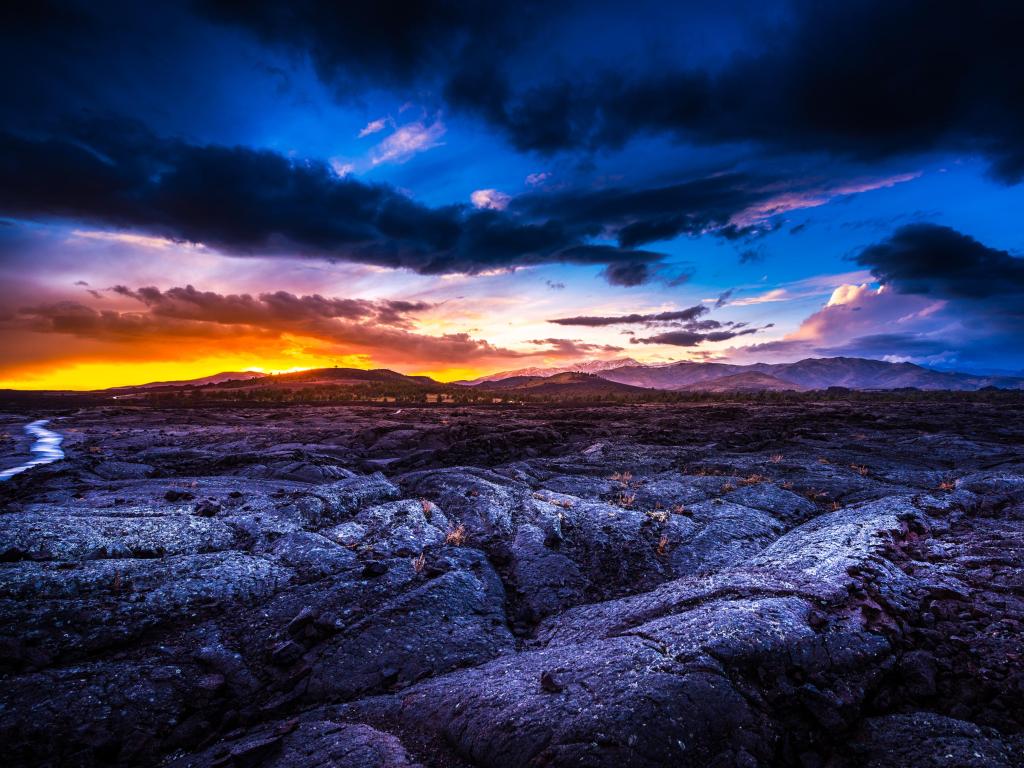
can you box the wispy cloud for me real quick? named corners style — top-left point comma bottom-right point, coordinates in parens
top-left (371, 118), bottom-right (446, 165)
top-left (70, 229), bottom-right (207, 252)
top-left (357, 117), bottom-right (390, 138)
top-left (729, 173), bottom-right (922, 228)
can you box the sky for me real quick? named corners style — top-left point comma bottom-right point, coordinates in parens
top-left (1, 0), bottom-right (1023, 389)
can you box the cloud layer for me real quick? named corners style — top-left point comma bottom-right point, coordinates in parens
top-left (200, 1), bottom-right (1024, 180)
top-left (734, 224), bottom-right (1024, 368)
top-left (0, 123), bottom-right (669, 284)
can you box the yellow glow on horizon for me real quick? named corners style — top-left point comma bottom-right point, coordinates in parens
top-left (0, 355), bottom-right (498, 391)
top-left (412, 366), bottom-right (486, 383)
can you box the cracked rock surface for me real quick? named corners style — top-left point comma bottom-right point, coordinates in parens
top-left (1, 402), bottom-right (1022, 767)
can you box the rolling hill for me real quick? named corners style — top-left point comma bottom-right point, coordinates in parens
top-left (460, 357), bottom-right (642, 385)
top-left (269, 368), bottom-right (440, 387)
top-left (475, 371), bottom-right (651, 396)
top-left (680, 371), bottom-right (807, 393)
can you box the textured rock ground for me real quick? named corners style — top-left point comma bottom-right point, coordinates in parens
top-left (0, 402), bottom-right (1022, 767)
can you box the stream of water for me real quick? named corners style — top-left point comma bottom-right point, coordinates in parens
top-left (0, 419), bottom-right (64, 481)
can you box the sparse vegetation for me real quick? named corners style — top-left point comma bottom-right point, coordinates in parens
top-left (740, 474), bottom-right (767, 486)
top-left (412, 552), bottom-right (426, 574)
top-left (445, 524), bottom-right (467, 546)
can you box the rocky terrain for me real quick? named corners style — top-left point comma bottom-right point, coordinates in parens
top-left (0, 401), bottom-right (1022, 767)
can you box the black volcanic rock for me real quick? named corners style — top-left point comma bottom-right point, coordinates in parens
top-left (0, 401), bottom-right (1022, 767)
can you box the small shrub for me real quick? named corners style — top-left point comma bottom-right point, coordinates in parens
top-left (938, 480), bottom-right (956, 492)
top-left (656, 534), bottom-right (669, 557)
top-left (609, 470), bottom-right (633, 485)
top-left (412, 552), bottom-right (426, 574)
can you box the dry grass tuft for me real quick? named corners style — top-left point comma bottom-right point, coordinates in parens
top-left (769, 454), bottom-right (784, 464)
top-left (656, 534), bottom-right (669, 557)
top-left (617, 492), bottom-right (636, 508)
top-left (740, 474), bottom-right (768, 486)
top-left (445, 524), bottom-right (467, 546)
top-left (937, 479), bottom-right (956, 492)
top-left (850, 464), bottom-right (870, 477)
top-left (412, 552), bottom-right (426, 574)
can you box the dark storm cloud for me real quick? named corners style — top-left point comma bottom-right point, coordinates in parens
top-left (198, 1), bottom-right (1024, 181)
top-left (854, 223), bottom-right (1024, 301)
top-left (510, 174), bottom-right (773, 248)
top-left (0, 123), bottom-right (665, 285)
top-left (110, 284), bottom-right (432, 328)
top-left (195, 0), bottom-right (553, 95)
top-left (629, 327), bottom-right (761, 347)
top-left (9, 2), bottom-right (1024, 183)
top-left (600, 262), bottom-right (650, 288)
top-left (548, 305), bottom-right (708, 327)
top-left (466, 2), bottom-right (1024, 181)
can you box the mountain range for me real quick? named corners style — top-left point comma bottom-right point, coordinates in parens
top-left (471, 356), bottom-right (1024, 392)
